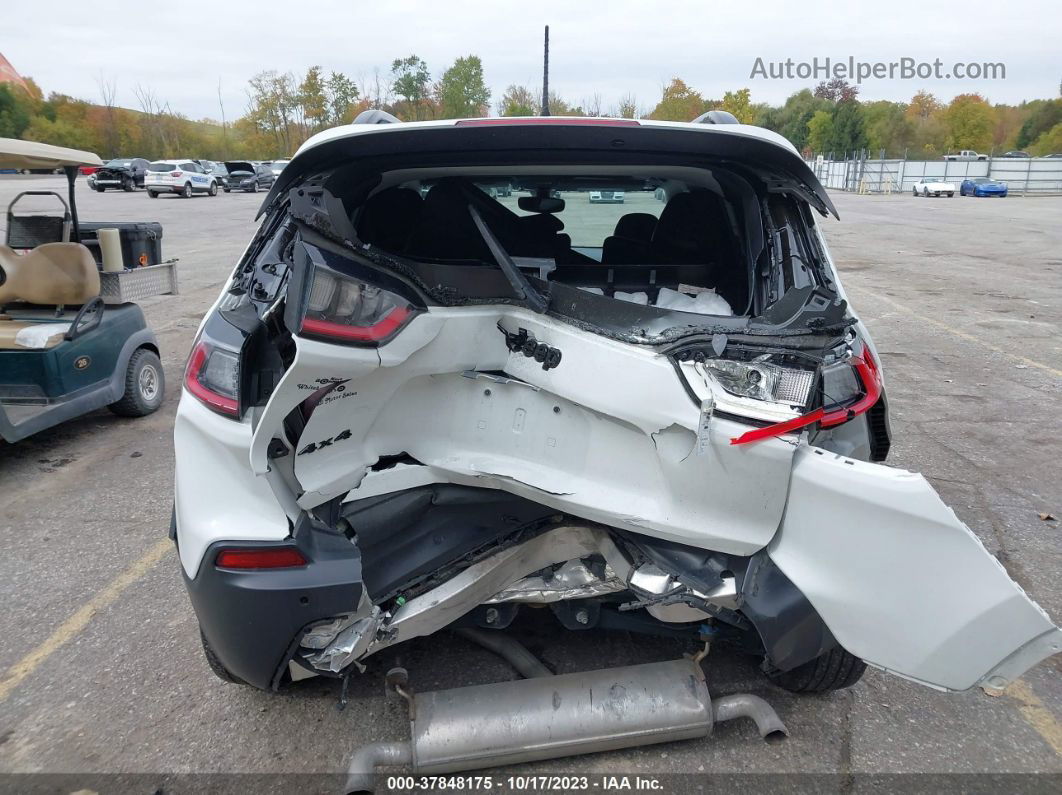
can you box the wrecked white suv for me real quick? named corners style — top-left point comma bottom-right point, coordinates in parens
top-left (173, 113), bottom-right (1060, 701)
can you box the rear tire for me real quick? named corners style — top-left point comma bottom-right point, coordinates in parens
top-left (95, 185), bottom-right (106, 193)
top-left (200, 629), bottom-right (247, 685)
top-left (181, 182), bottom-right (192, 199)
top-left (148, 190), bottom-right (158, 198)
top-left (948, 192), bottom-right (954, 197)
top-left (108, 348), bottom-right (165, 417)
top-left (765, 647), bottom-right (866, 693)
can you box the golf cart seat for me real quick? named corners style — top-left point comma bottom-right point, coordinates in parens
top-left (0, 243), bottom-right (100, 350)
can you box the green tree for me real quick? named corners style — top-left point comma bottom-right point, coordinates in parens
top-left (806, 110), bottom-right (834, 153)
top-left (721, 88), bottom-right (754, 123)
top-left (299, 66), bottom-right (328, 132)
top-left (498, 84), bottom-right (538, 116)
top-left (827, 100), bottom-right (868, 155)
top-left (762, 89), bottom-right (833, 151)
top-left (391, 55), bottom-right (431, 120)
top-left (325, 72), bottom-right (360, 125)
top-left (436, 55), bottom-right (490, 119)
top-left (648, 78), bottom-right (706, 121)
top-left (1029, 122), bottom-right (1062, 156)
top-left (0, 84), bottom-right (32, 138)
top-left (616, 93), bottom-right (638, 119)
top-left (862, 101), bottom-right (912, 157)
top-left (1016, 99), bottom-right (1062, 149)
top-left (942, 93), bottom-right (994, 152)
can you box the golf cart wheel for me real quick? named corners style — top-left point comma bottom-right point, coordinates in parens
top-left (109, 348), bottom-right (165, 417)
top-left (181, 182), bottom-right (192, 199)
top-left (765, 647), bottom-right (866, 693)
top-left (148, 190), bottom-right (158, 199)
top-left (200, 628), bottom-right (247, 685)
top-left (208, 181), bottom-right (218, 197)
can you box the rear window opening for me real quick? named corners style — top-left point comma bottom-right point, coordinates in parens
top-left (148, 162), bottom-right (177, 172)
top-left (339, 168), bottom-right (826, 322)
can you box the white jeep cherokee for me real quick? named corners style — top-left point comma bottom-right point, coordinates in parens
top-left (173, 114), bottom-right (1060, 702)
top-left (145, 159), bottom-right (218, 198)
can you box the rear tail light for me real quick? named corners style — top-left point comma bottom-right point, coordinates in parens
top-left (184, 338), bottom-right (240, 417)
top-left (819, 344), bottom-right (882, 428)
top-left (299, 260), bottom-right (416, 345)
top-left (215, 547), bottom-right (307, 569)
top-left (170, 171), bottom-right (183, 177)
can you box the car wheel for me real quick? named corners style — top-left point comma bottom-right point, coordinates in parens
top-left (251, 181), bottom-right (259, 193)
top-left (912, 187), bottom-right (918, 196)
top-left (208, 181), bottom-right (218, 197)
top-left (948, 192), bottom-right (954, 197)
top-left (200, 628), bottom-right (248, 685)
top-left (223, 187), bottom-right (230, 193)
top-left (122, 179), bottom-right (135, 192)
top-left (95, 185), bottom-right (106, 193)
top-left (108, 348), bottom-right (165, 417)
top-left (181, 182), bottom-right (192, 199)
top-left (923, 188), bottom-right (929, 197)
top-left (765, 647), bottom-right (866, 693)
top-left (148, 190), bottom-right (158, 199)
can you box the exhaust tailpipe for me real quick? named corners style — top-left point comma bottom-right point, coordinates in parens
top-left (344, 658), bottom-right (786, 794)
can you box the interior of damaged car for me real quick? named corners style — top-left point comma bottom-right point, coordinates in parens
top-left (334, 168), bottom-right (828, 322)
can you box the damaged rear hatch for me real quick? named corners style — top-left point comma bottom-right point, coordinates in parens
top-left (230, 118), bottom-right (1058, 691)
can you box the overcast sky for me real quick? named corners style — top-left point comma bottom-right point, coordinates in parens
top-left (7, 0), bottom-right (1060, 119)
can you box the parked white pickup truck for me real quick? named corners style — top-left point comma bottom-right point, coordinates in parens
top-left (943, 150), bottom-right (988, 161)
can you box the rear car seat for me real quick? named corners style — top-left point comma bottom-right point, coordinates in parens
top-left (601, 212), bottom-right (658, 265)
top-left (0, 243), bottom-right (100, 350)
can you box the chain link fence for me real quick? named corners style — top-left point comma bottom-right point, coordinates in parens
top-left (805, 151), bottom-right (1062, 195)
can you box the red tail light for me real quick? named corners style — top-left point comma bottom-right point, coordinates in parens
top-left (215, 547), bottom-right (307, 569)
top-left (819, 346), bottom-right (882, 428)
top-left (184, 340), bottom-right (239, 416)
top-left (299, 260), bottom-right (416, 345)
top-left (170, 171), bottom-right (183, 177)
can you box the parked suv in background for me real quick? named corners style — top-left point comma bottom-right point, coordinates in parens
top-left (222, 161), bottom-right (274, 192)
top-left (145, 160), bottom-right (218, 198)
top-left (93, 157), bottom-right (149, 192)
top-left (174, 114), bottom-right (1060, 698)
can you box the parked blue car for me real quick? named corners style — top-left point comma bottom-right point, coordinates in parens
top-left (960, 177), bottom-right (1008, 197)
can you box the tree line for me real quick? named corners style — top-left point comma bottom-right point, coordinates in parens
top-left (1, 56), bottom-right (1059, 161)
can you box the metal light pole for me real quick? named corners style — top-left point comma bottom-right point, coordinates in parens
top-left (541, 25), bottom-right (550, 116)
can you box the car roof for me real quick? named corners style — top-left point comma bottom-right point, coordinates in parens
top-left (264, 116), bottom-right (836, 218)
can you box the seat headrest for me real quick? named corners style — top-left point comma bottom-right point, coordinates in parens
top-left (0, 243), bottom-right (100, 306)
top-left (651, 192), bottom-right (731, 263)
top-left (357, 187), bottom-right (424, 251)
top-left (613, 212), bottom-right (658, 242)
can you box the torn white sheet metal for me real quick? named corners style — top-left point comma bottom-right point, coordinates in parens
top-left (770, 445), bottom-right (1062, 691)
top-left (252, 307), bottom-right (796, 556)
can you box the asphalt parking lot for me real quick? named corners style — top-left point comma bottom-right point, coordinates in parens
top-left (0, 177), bottom-right (1059, 792)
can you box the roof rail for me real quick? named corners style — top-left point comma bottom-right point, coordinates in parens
top-left (691, 110), bottom-right (740, 125)
top-left (352, 109), bottom-right (401, 125)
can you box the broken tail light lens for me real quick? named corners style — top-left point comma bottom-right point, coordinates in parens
top-left (299, 260), bottom-right (415, 345)
top-left (819, 344), bottom-right (882, 428)
top-left (184, 337), bottom-right (240, 417)
top-left (215, 546), bottom-right (307, 569)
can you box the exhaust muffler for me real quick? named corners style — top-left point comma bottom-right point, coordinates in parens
top-left (344, 657), bottom-right (787, 794)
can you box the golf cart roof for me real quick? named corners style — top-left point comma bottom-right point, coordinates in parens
top-left (0, 138), bottom-right (104, 170)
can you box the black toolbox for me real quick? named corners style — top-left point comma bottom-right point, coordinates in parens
top-left (78, 221), bottom-right (164, 269)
